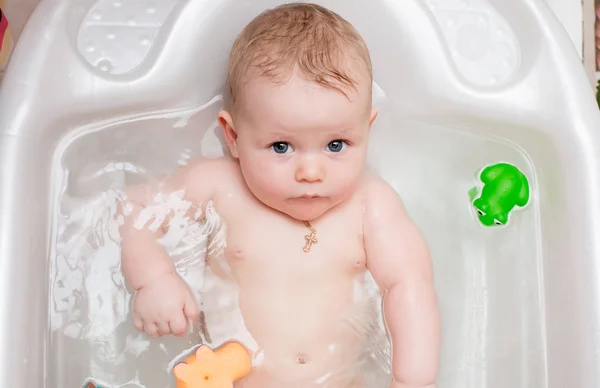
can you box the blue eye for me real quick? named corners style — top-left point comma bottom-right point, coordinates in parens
top-left (271, 142), bottom-right (290, 154)
top-left (327, 140), bottom-right (346, 153)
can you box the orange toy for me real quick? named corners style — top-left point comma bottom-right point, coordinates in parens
top-left (173, 342), bottom-right (252, 388)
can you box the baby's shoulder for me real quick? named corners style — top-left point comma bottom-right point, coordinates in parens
top-left (174, 156), bottom-right (245, 204)
top-left (357, 173), bottom-right (408, 223)
top-left (184, 156), bottom-right (243, 185)
top-left (186, 156), bottom-right (239, 174)
top-left (358, 173), bottom-right (402, 205)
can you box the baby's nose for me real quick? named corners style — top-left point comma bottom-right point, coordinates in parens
top-left (295, 155), bottom-right (325, 183)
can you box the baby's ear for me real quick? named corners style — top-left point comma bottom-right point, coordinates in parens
top-left (369, 107), bottom-right (378, 130)
top-left (218, 110), bottom-right (239, 158)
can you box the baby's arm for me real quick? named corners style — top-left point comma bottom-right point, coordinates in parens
top-left (363, 178), bottom-right (440, 388)
top-left (119, 158), bottom-right (233, 337)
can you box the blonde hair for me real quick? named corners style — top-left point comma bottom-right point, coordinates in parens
top-left (227, 3), bottom-right (373, 110)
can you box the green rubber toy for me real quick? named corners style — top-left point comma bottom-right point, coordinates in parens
top-left (469, 162), bottom-right (530, 227)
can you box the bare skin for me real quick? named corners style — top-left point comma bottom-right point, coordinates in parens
top-left (119, 67), bottom-right (440, 388)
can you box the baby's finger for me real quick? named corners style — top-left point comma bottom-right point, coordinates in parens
top-left (169, 315), bottom-right (187, 337)
top-left (156, 321), bottom-right (171, 336)
top-left (133, 315), bottom-right (144, 332)
top-left (183, 296), bottom-right (199, 319)
top-left (144, 322), bottom-right (160, 338)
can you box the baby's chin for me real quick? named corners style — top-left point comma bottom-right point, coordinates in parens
top-left (253, 192), bottom-right (339, 221)
top-left (278, 199), bottom-right (335, 221)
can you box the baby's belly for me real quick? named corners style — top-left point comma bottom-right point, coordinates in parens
top-left (237, 277), bottom-right (371, 387)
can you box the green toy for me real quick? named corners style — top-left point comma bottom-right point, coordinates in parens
top-left (468, 162), bottom-right (530, 227)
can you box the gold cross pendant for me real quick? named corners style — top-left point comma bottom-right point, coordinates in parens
top-left (303, 221), bottom-right (318, 252)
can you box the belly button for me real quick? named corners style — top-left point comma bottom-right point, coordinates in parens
top-left (295, 353), bottom-right (309, 364)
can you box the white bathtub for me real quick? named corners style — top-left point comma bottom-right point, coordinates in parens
top-left (1, 0), bottom-right (600, 387)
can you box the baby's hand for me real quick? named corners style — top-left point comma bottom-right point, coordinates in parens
top-left (132, 273), bottom-right (199, 338)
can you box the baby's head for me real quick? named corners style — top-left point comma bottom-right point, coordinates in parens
top-left (219, 3), bottom-right (377, 221)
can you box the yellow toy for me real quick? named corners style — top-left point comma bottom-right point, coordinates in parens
top-left (0, 0), bottom-right (13, 71)
top-left (173, 342), bottom-right (252, 388)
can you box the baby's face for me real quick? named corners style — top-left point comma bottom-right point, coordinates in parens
top-left (220, 68), bottom-right (377, 221)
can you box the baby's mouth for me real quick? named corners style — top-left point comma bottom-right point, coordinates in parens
top-left (298, 194), bottom-right (320, 199)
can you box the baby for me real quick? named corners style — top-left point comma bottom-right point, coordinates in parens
top-left (119, 3), bottom-right (440, 388)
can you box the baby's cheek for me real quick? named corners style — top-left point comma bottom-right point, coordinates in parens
top-left (332, 167), bottom-right (363, 195)
top-left (258, 166), bottom-right (285, 187)
top-left (253, 172), bottom-right (290, 203)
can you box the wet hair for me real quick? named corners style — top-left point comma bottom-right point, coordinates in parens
top-left (227, 2), bottom-right (373, 110)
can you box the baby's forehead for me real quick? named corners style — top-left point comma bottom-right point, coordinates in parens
top-left (237, 72), bottom-right (371, 129)
top-left (239, 65), bottom-right (371, 103)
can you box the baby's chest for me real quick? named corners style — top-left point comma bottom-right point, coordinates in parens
top-left (223, 209), bottom-right (366, 274)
